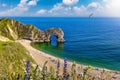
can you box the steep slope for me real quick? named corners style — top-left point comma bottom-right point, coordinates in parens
top-left (0, 41), bottom-right (35, 79)
top-left (0, 18), bottom-right (38, 79)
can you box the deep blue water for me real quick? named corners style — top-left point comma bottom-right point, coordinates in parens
top-left (3, 17), bottom-right (120, 71)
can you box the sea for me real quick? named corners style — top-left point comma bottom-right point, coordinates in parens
top-left (3, 17), bottom-right (120, 71)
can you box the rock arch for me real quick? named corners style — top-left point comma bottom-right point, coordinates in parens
top-left (45, 28), bottom-right (65, 43)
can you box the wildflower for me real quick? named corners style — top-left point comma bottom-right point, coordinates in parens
top-left (57, 59), bottom-right (60, 70)
top-left (24, 60), bottom-right (30, 80)
top-left (26, 60), bottom-right (30, 73)
top-left (63, 58), bottom-right (68, 74)
top-left (63, 58), bottom-right (68, 80)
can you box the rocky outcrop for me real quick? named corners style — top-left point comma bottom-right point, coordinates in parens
top-left (0, 18), bottom-right (65, 42)
top-left (44, 28), bottom-right (65, 42)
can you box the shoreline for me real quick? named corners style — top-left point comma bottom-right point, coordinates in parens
top-left (32, 42), bottom-right (120, 72)
top-left (18, 39), bottom-right (120, 79)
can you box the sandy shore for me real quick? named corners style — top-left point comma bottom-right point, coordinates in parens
top-left (18, 39), bottom-right (120, 79)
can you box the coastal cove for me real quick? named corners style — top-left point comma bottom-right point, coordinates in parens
top-left (5, 17), bottom-right (120, 71)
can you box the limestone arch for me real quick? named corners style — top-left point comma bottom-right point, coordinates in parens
top-left (45, 28), bottom-right (65, 42)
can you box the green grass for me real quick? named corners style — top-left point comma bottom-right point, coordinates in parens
top-left (0, 41), bottom-right (35, 79)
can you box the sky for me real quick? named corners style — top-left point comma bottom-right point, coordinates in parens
top-left (0, 0), bottom-right (120, 17)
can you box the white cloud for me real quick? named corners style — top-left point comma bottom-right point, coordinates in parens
top-left (73, 5), bottom-right (87, 15)
top-left (87, 2), bottom-right (100, 9)
top-left (18, 0), bottom-right (28, 7)
top-left (48, 3), bottom-right (73, 16)
top-left (86, 0), bottom-right (120, 17)
top-left (103, 0), bottom-right (120, 17)
top-left (63, 0), bottom-right (79, 6)
top-left (35, 0), bottom-right (120, 17)
top-left (103, 0), bottom-right (109, 2)
top-left (28, 0), bottom-right (38, 6)
top-left (37, 9), bottom-right (46, 15)
top-left (44, 1), bottom-right (99, 17)
top-left (36, 0), bottom-right (101, 17)
top-left (0, 0), bottom-right (39, 16)
top-left (37, 2), bottom-right (92, 17)
top-left (49, 3), bottom-right (63, 13)
top-left (86, 2), bottom-right (102, 16)
top-left (1, 0), bottom-right (120, 17)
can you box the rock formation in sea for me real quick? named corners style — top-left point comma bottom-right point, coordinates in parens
top-left (0, 18), bottom-right (65, 42)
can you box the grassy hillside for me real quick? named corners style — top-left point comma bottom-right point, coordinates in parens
top-left (0, 41), bottom-right (35, 79)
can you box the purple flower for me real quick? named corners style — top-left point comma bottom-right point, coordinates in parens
top-left (64, 58), bottom-right (68, 74)
top-left (57, 59), bottom-right (60, 69)
top-left (26, 60), bottom-right (30, 73)
top-left (63, 58), bottom-right (69, 80)
top-left (56, 59), bottom-right (60, 78)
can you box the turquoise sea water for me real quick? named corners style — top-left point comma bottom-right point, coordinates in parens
top-left (4, 17), bottom-right (120, 71)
